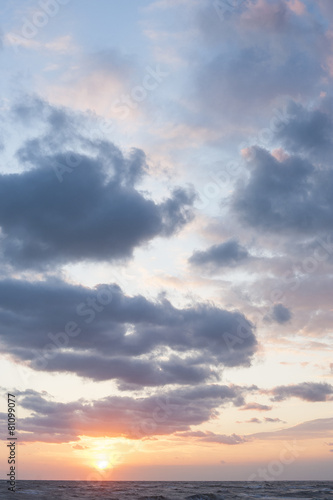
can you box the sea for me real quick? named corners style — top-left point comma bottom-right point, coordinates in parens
top-left (0, 481), bottom-right (333, 499)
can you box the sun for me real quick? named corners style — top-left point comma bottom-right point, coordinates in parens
top-left (96, 460), bottom-right (109, 470)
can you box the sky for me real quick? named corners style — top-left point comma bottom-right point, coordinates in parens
top-left (0, 0), bottom-right (333, 482)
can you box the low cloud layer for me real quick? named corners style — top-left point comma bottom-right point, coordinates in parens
top-left (2, 385), bottom-right (328, 445)
top-left (2, 386), bottom-right (254, 443)
top-left (176, 430), bottom-right (248, 445)
top-left (0, 278), bottom-right (258, 386)
top-left (268, 382), bottom-right (333, 402)
top-left (251, 416), bottom-right (333, 441)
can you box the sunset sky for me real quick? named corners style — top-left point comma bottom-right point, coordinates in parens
top-left (0, 0), bottom-right (333, 481)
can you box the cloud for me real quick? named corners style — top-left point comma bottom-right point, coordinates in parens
top-left (0, 104), bottom-right (196, 269)
top-left (231, 147), bottom-right (333, 235)
top-left (275, 102), bottom-right (333, 162)
top-left (264, 417), bottom-right (285, 423)
top-left (176, 430), bottom-right (248, 445)
top-left (190, 0), bottom-right (329, 131)
top-left (4, 34), bottom-right (76, 53)
top-left (251, 416), bottom-right (333, 440)
top-left (135, 0), bottom-right (331, 149)
top-left (3, 385), bottom-right (327, 444)
top-left (265, 303), bottom-right (292, 324)
top-left (41, 47), bottom-right (168, 124)
top-left (268, 382), bottom-right (333, 402)
top-left (247, 418), bottom-right (261, 424)
top-left (271, 303), bottom-right (292, 323)
top-left (189, 239), bottom-right (249, 269)
top-left (72, 444), bottom-right (88, 450)
top-left (0, 278), bottom-right (258, 385)
top-left (240, 402), bottom-right (272, 411)
top-left (8, 386), bottom-right (253, 443)
top-left (12, 96), bottom-right (77, 132)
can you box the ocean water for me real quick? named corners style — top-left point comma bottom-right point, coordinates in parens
top-left (0, 481), bottom-right (333, 499)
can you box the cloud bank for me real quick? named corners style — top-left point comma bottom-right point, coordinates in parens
top-left (0, 278), bottom-right (258, 386)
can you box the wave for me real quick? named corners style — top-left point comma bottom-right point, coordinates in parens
top-left (138, 496), bottom-right (170, 500)
top-left (185, 494), bottom-right (225, 500)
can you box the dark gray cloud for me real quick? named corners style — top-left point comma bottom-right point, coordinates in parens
top-left (267, 303), bottom-right (292, 324)
top-left (0, 278), bottom-right (258, 385)
top-left (272, 303), bottom-right (292, 324)
top-left (5, 385), bottom-right (254, 443)
top-left (264, 417), bottom-right (285, 423)
top-left (269, 382), bottom-right (333, 402)
top-left (232, 147), bottom-right (333, 234)
top-left (13, 96), bottom-right (65, 127)
top-left (276, 102), bottom-right (333, 161)
top-left (0, 142), bottom-right (195, 269)
top-left (12, 96), bottom-right (88, 151)
top-left (189, 239), bottom-right (249, 269)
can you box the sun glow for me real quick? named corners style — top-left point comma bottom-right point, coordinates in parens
top-left (96, 460), bottom-right (109, 470)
